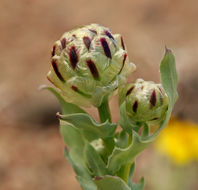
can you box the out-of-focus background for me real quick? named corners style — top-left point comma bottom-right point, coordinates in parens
top-left (0, 0), bottom-right (198, 189)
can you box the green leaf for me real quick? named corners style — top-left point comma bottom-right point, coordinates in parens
top-left (160, 48), bottom-right (178, 106)
top-left (64, 147), bottom-right (90, 179)
top-left (107, 132), bottom-right (150, 174)
top-left (84, 143), bottom-right (108, 176)
top-left (115, 130), bottom-right (129, 149)
top-left (118, 84), bottom-right (129, 106)
top-left (77, 176), bottom-right (97, 190)
top-left (129, 177), bottom-right (144, 190)
top-left (94, 175), bottom-right (131, 190)
top-left (98, 96), bottom-right (112, 123)
top-left (40, 85), bottom-right (86, 114)
top-left (140, 48), bottom-right (178, 142)
top-left (120, 103), bottom-right (140, 134)
top-left (158, 48), bottom-right (178, 129)
top-left (61, 124), bottom-right (97, 190)
top-left (128, 163), bottom-right (135, 183)
top-left (128, 163), bottom-right (144, 190)
top-left (61, 124), bottom-right (89, 177)
top-left (141, 124), bottom-right (149, 138)
top-left (58, 113), bottom-right (117, 141)
top-left (64, 148), bottom-right (97, 190)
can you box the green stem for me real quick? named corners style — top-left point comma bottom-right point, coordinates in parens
top-left (118, 162), bottom-right (133, 184)
top-left (98, 96), bottom-right (112, 123)
top-left (127, 133), bottom-right (133, 146)
top-left (97, 96), bottom-right (113, 160)
top-left (117, 133), bottom-right (133, 183)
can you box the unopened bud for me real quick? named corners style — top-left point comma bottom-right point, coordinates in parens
top-left (122, 79), bottom-right (169, 125)
top-left (47, 24), bottom-right (135, 107)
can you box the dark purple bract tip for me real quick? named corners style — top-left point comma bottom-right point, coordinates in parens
top-left (133, 100), bottom-right (138, 113)
top-left (51, 45), bottom-right (56, 57)
top-left (61, 38), bottom-right (66, 49)
top-left (94, 176), bottom-right (104, 181)
top-left (150, 90), bottom-right (157, 108)
top-left (83, 36), bottom-right (91, 50)
top-left (86, 60), bottom-right (99, 80)
top-left (119, 53), bottom-right (127, 74)
top-left (105, 30), bottom-right (114, 40)
top-left (71, 85), bottom-right (78, 91)
top-left (126, 86), bottom-right (134, 96)
top-left (51, 59), bottom-right (65, 82)
top-left (121, 36), bottom-right (125, 50)
top-left (100, 38), bottom-right (112, 59)
top-left (89, 29), bottom-right (97, 35)
top-left (69, 46), bottom-right (78, 69)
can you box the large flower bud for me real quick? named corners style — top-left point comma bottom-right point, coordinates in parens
top-left (47, 24), bottom-right (135, 107)
top-left (121, 79), bottom-right (169, 125)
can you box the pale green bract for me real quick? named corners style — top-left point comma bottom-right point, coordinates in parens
top-left (119, 79), bottom-right (169, 126)
top-left (47, 24), bottom-right (136, 107)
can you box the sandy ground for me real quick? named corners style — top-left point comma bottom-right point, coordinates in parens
top-left (0, 0), bottom-right (198, 189)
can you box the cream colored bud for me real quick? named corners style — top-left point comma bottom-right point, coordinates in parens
top-left (121, 79), bottom-right (169, 125)
top-left (47, 24), bottom-right (135, 107)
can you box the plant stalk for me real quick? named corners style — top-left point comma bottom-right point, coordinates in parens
top-left (98, 96), bottom-right (112, 123)
top-left (97, 96), bottom-right (113, 159)
top-left (117, 133), bottom-right (133, 183)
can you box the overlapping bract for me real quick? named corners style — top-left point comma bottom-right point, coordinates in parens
top-left (47, 24), bottom-right (135, 107)
top-left (120, 79), bottom-right (169, 125)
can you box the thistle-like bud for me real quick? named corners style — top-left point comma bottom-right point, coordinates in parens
top-left (47, 24), bottom-right (135, 107)
top-left (121, 79), bottom-right (169, 125)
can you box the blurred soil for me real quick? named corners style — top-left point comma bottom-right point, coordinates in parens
top-left (0, 0), bottom-right (198, 189)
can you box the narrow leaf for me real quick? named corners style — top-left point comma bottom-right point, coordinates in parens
top-left (157, 48), bottom-right (178, 130)
top-left (107, 132), bottom-right (150, 174)
top-left (128, 162), bottom-right (135, 184)
top-left (138, 48), bottom-right (178, 142)
top-left (160, 48), bottom-right (178, 105)
top-left (84, 143), bottom-right (108, 176)
top-left (115, 130), bottom-right (129, 149)
top-left (58, 113), bottom-right (117, 141)
top-left (77, 176), bottom-right (97, 190)
top-left (129, 177), bottom-right (144, 190)
top-left (61, 124), bottom-right (89, 176)
top-left (120, 103), bottom-right (140, 134)
top-left (94, 175), bottom-right (131, 190)
top-left (61, 124), bottom-right (97, 190)
top-left (40, 85), bottom-right (86, 114)
top-left (64, 148), bottom-right (97, 190)
top-left (64, 147), bottom-right (91, 180)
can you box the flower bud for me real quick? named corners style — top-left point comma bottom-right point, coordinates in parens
top-left (122, 79), bottom-right (169, 125)
top-left (47, 24), bottom-right (135, 107)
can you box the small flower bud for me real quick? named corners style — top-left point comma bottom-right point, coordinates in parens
top-left (47, 24), bottom-right (135, 107)
top-left (122, 79), bottom-right (169, 125)
top-left (90, 138), bottom-right (105, 156)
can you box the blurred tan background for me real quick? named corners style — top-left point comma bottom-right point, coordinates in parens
top-left (0, 0), bottom-right (198, 190)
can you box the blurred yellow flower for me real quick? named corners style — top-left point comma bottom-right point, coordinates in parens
top-left (155, 118), bottom-right (198, 165)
